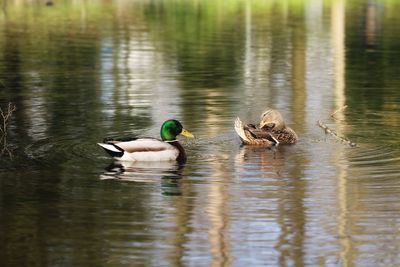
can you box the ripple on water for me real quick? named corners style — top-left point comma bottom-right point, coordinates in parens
top-left (24, 136), bottom-right (101, 168)
top-left (343, 144), bottom-right (400, 180)
top-left (23, 136), bottom-right (186, 195)
top-left (99, 161), bottom-right (184, 196)
top-left (100, 161), bottom-right (183, 181)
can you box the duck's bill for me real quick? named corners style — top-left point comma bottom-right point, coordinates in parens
top-left (180, 129), bottom-right (194, 138)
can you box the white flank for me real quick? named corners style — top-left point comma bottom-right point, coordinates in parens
top-left (115, 139), bottom-right (172, 151)
top-left (234, 117), bottom-right (250, 142)
top-left (120, 149), bottom-right (178, 161)
top-left (100, 139), bottom-right (179, 162)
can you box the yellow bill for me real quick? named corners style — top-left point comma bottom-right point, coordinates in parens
top-left (180, 128), bottom-right (194, 138)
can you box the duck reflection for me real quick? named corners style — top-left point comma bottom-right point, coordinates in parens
top-left (100, 161), bottom-right (184, 196)
top-left (235, 145), bottom-right (285, 176)
top-left (235, 144), bottom-right (306, 266)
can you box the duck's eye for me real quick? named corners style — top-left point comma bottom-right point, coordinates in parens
top-left (262, 123), bottom-right (275, 130)
top-left (174, 125), bottom-right (183, 135)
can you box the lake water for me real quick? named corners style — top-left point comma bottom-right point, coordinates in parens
top-left (1, 0), bottom-right (400, 266)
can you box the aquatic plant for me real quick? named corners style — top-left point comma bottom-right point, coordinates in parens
top-left (0, 102), bottom-right (16, 137)
top-left (0, 102), bottom-right (16, 158)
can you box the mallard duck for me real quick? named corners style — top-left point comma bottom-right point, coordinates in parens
top-left (98, 119), bottom-right (194, 163)
top-left (234, 109), bottom-right (298, 146)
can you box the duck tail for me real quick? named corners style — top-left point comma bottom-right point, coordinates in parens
top-left (97, 143), bottom-right (124, 158)
top-left (234, 117), bottom-right (250, 143)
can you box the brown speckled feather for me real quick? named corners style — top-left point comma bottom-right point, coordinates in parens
top-left (234, 109), bottom-right (298, 146)
top-left (234, 118), bottom-right (278, 146)
top-left (247, 125), bottom-right (298, 145)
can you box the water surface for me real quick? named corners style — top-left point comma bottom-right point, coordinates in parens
top-left (1, 0), bottom-right (400, 266)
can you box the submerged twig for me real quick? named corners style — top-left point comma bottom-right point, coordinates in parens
top-left (331, 105), bottom-right (347, 119)
top-left (0, 131), bottom-right (14, 159)
top-left (0, 144), bottom-right (13, 159)
top-left (318, 120), bottom-right (356, 147)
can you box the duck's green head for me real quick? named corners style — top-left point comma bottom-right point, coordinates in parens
top-left (160, 119), bottom-right (194, 141)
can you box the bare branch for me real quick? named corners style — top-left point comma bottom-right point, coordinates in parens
top-left (0, 103), bottom-right (16, 159)
top-left (318, 120), bottom-right (356, 147)
top-left (331, 105), bottom-right (347, 118)
top-left (0, 102), bottom-right (16, 136)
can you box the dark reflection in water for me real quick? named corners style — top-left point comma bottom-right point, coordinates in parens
top-left (1, 0), bottom-right (400, 266)
top-left (101, 161), bottom-right (184, 196)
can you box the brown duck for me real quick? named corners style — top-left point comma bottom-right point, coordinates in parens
top-left (234, 109), bottom-right (298, 146)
